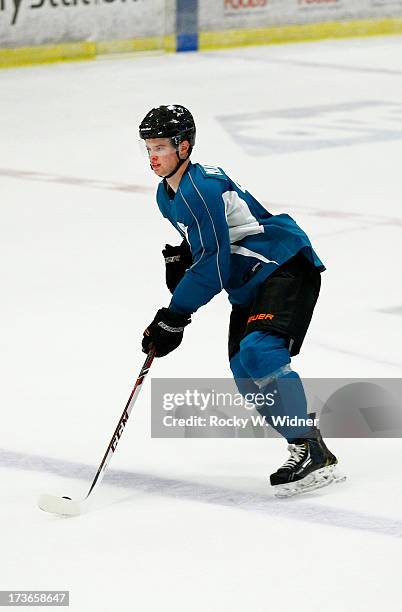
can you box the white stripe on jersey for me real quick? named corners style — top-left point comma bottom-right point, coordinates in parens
top-left (188, 173), bottom-right (224, 291)
top-left (222, 190), bottom-right (264, 244)
top-left (178, 187), bottom-right (206, 268)
top-left (231, 245), bottom-right (278, 266)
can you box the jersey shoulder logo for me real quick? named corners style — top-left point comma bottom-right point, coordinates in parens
top-left (198, 164), bottom-right (226, 181)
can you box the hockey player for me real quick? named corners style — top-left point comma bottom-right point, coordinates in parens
top-left (139, 105), bottom-right (344, 497)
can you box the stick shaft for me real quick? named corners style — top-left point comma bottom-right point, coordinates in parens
top-left (85, 349), bottom-right (155, 500)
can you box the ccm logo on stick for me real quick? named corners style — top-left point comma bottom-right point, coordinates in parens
top-left (111, 410), bottom-right (129, 451)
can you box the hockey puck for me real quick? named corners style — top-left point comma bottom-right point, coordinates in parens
top-left (62, 496), bottom-right (71, 500)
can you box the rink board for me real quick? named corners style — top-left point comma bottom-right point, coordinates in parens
top-left (2, 17), bottom-right (402, 70)
top-left (1, 0), bottom-right (402, 68)
top-left (199, 17), bottom-right (402, 50)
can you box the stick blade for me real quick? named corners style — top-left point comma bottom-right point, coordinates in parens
top-left (38, 494), bottom-right (83, 516)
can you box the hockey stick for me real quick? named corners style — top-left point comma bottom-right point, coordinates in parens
top-left (38, 348), bottom-right (156, 516)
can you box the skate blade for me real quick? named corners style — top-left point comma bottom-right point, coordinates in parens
top-left (274, 465), bottom-right (346, 499)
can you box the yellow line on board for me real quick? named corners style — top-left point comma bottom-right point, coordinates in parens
top-left (0, 35), bottom-right (175, 70)
top-left (97, 35), bottom-right (176, 55)
top-left (199, 17), bottom-right (402, 50)
top-left (0, 41), bottom-right (96, 69)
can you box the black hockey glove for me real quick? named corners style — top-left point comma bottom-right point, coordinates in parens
top-left (162, 241), bottom-right (192, 294)
top-left (142, 308), bottom-right (191, 358)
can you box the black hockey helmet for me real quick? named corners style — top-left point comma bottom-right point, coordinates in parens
top-left (139, 105), bottom-right (196, 150)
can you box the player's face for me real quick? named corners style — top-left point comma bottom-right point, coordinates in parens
top-left (144, 138), bottom-right (178, 177)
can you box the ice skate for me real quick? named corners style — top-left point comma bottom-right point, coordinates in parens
top-left (271, 427), bottom-right (346, 498)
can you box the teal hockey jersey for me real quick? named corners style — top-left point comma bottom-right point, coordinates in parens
top-left (156, 162), bottom-right (325, 314)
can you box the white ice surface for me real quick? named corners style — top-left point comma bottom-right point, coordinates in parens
top-left (1, 36), bottom-right (402, 612)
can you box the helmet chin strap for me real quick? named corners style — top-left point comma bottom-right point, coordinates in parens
top-left (162, 153), bottom-right (186, 180)
top-left (161, 147), bottom-right (192, 180)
